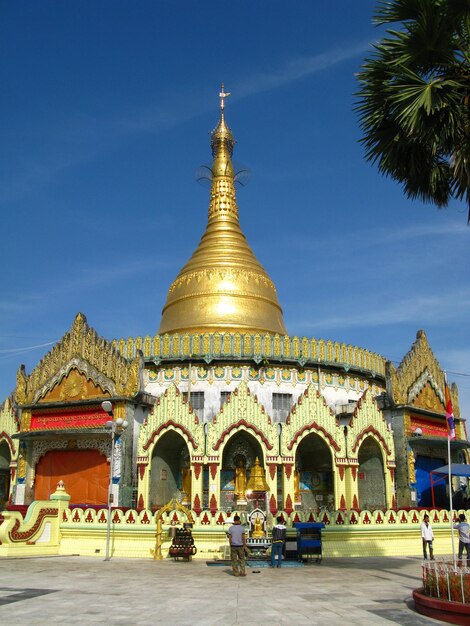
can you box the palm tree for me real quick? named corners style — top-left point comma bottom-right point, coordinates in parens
top-left (356, 0), bottom-right (470, 222)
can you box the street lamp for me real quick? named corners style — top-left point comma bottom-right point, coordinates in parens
top-left (101, 400), bottom-right (128, 561)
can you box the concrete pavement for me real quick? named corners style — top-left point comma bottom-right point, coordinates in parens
top-left (0, 556), bottom-right (444, 625)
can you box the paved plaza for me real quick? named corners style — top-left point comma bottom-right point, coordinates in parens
top-left (0, 555), bottom-right (445, 625)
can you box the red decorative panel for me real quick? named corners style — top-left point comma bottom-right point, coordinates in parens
top-left (284, 464), bottom-right (293, 480)
top-left (410, 416), bottom-right (448, 437)
top-left (389, 467), bottom-right (395, 482)
top-left (112, 511), bottom-right (121, 523)
top-left (209, 494), bottom-right (217, 515)
top-left (338, 466), bottom-right (345, 481)
top-left (98, 511), bottom-right (107, 523)
top-left (30, 407), bottom-right (110, 431)
top-left (339, 495), bottom-right (346, 511)
top-left (216, 513), bottom-right (224, 525)
top-left (322, 512), bottom-right (330, 526)
top-left (193, 463), bottom-right (202, 480)
top-left (352, 494), bottom-right (359, 510)
top-left (308, 512), bottom-right (315, 522)
top-left (392, 495), bottom-right (396, 510)
top-left (376, 512), bottom-right (383, 524)
top-left (201, 512), bottom-right (210, 525)
top-left (363, 513), bottom-right (371, 524)
top-left (388, 512), bottom-right (396, 524)
top-left (269, 494), bottom-right (277, 516)
top-left (127, 512), bottom-right (135, 524)
top-left (400, 512), bottom-right (407, 523)
top-left (293, 512), bottom-right (300, 523)
top-left (9, 507), bottom-right (58, 542)
top-left (443, 511), bottom-right (449, 522)
top-left (350, 512), bottom-right (357, 525)
top-left (285, 494), bottom-right (293, 515)
top-left (193, 494), bottom-right (202, 516)
top-left (336, 512), bottom-right (344, 525)
top-left (85, 510), bottom-right (93, 523)
top-left (138, 464), bottom-right (146, 481)
top-left (72, 510), bottom-right (80, 522)
top-left (268, 464), bottom-right (276, 481)
top-left (138, 494), bottom-right (144, 510)
top-left (209, 464), bottom-right (218, 481)
top-left (351, 467), bottom-right (357, 481)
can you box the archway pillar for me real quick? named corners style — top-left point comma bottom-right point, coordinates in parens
top-left (265, 456), bottom-right (278, 515)
top-left (281, 457), bottom-right (295, 513)
top-left (343, 461), bottom-right (359, 510)
top-left (191, 456), bottom-right (204, 514)
top-left (385, 462), bottom-right (396, 509)
top-left (137, 456), bottom-right (150, 510)
top-left (207, 456), bottom-right (220, 514)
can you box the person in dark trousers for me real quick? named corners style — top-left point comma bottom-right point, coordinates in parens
top-left (421, 514), bottom-right (434, 560)
top-left (453, 513), bottom-right (470, 563)
top-left (228, 514), bottom-right (247, 577)
top-left (270, 516), bottom-right (286, 568)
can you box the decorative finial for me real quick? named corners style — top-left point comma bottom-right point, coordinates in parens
top-left (219, 83), bottom-right (231, 111)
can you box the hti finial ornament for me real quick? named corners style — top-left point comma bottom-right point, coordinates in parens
top-left (219, 83), bottom-right (231, 111)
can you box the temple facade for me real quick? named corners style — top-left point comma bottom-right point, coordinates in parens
top-left (0, 91), bottom-right (466, 528)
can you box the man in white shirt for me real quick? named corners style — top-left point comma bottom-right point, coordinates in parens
top-left (421, 514), bottom-right (434, 560)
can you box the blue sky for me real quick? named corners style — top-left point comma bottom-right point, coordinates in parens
top-left (1, 1), bottom-right (469, 420)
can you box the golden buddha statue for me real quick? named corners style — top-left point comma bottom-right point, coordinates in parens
top-left (246, 457), bottom-right (269, 492)
top-left (234, 459), bottom-right (247, 499)
top-left (252, 515), bottom-right (265, 538)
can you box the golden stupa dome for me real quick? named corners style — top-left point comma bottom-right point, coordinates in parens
top-left (158, 86), bottom-right (287, 336)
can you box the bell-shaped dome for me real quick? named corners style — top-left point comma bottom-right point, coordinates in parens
top-left (158, 87), bottom-right (287, 336)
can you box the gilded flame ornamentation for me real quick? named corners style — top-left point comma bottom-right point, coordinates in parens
top-left (158, 86), bottom-right (287, 336)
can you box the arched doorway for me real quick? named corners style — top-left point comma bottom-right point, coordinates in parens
top-left (221, 431), bottom-right (264, 511)
top-left (150, 431), bottom-right (190, 509)
top-left (295, 434), bottom-right (334, 510)
top-left (358, 436), bottom-right (386, 511)
top-left (0, 440), bottom-right (11, 509)
top-left (34, 449), bottom-right (109, 505)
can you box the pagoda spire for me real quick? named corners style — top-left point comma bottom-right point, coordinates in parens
top-left (158, 86), bottom-right (287, 336)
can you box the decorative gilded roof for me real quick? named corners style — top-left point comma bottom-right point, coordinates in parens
top-left (15, 313), bottom-right (144, 405)
top-left (158, 86), bottom-right (287, 336)
top-left (386, 330), bottom-right (460, 416)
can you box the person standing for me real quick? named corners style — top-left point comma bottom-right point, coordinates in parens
top-left (270, 516), bottom-right (286, 568)
top-left (228, 514), bottom-right (247, 577)
top-left (421, 514), bottom-right (434, 560)
top-left (453, 513), bottom-right (470, 562)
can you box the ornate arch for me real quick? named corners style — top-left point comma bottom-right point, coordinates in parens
top-left (281, 384), bottom-right (344, 459)
top-left (348, 390), bottom-right (394, 462)
top-left (137, 384), bottom-right (204, 461)
top-left (206, 382), bottom-right (277, 455)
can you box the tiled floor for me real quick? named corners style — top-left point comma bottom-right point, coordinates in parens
top-left (0, 556), bottom-right (444, 625)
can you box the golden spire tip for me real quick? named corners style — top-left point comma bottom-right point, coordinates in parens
top-left (219, 83), bottom-right (231, 111)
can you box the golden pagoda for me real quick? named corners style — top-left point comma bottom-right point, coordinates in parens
top-left (158, 85), bottom-right (287, 336)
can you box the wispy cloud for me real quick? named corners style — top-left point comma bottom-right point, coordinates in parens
top-left (234, 41), bottom-right (370, 100)
top-left (291, 289), bottom-right (470, 331)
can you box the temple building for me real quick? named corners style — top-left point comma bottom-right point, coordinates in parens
top-left (0, 89), bottom-right (466, 527)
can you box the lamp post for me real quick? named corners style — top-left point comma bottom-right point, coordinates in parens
top-left (101, 400), bottom-right (128, 561)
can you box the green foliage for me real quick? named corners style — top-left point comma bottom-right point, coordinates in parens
top-left (356, 0), bottom-right (470, 221)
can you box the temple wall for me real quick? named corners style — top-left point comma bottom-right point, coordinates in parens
top-left (0, 496), bottom-right (464, 559)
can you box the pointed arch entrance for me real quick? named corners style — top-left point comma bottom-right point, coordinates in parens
top-left (220, 431), bottom-right (264, 511)
top-left (357, 436), bottom-right (386, 510)
top-left (295, 434), bottom-right (334, 509)
top-left (0, 440), bottom-right (11, 509)
top-left (150, 431), bottom-right (190, 509)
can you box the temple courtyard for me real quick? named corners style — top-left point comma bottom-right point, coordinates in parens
top-left (0, 555), bottom-right (444, 625)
